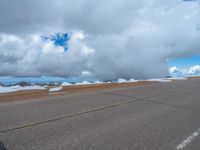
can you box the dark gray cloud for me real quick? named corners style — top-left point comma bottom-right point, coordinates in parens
top-left (0, 0), bottom-right (200, 80)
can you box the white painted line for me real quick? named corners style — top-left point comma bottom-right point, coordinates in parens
top-left (176, 128), bottom-right (200, 150)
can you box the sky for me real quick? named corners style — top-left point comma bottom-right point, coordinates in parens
top-left (168, 55), bottom-right (200, 69)
top-left (0, 0), bottom-right (200, 83)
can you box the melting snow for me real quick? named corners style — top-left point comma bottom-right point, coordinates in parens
top-left (75, 81), bottom-right (92, 85)
top-left (128, 79), bottom-right (138, 83)
top-left (117, 78), bottom-right (128, 83)
top-left (60, 82), bottom-right (72, 86)
top-left (49, 87), bottom-right (63, 92)
top-left (0, 85), bottom-right (46, 94)
top-left (0, 77), bottom-right (188, 94)
top-left (146, 79), bottom-right (172, 82)
top-left (168, 77), bottom-right (187, 80)
top-left (94, 81), bottom-right (103, 84)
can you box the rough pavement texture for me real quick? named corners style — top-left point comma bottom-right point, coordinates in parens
top-left (0, 78), bottom-right (200, 150)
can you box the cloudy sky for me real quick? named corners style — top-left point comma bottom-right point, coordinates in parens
top-left (0, 0), bottom-right (200, 81)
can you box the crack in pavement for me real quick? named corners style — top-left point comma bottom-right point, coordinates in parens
top-left (1, 82), bottom-right (199, 134)
top-left (104, 92), bottom-right (200, 112)
top-left (102, 84), bottom-right (200, 112)
top-left (0, 99), bottom-right (139, 134)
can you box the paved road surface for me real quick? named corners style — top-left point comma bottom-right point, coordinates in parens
top-left (0, 78), bottom-right (200, 150)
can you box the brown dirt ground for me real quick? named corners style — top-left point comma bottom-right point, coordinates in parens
top-left (0, 81), bottom-right (154, 103)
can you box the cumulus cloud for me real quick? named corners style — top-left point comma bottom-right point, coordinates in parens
top-left (187, 65), bottom-right (200, 75)
top-left (0, 32), bottom-right (94, 77)
top-left (0, 0), bottom-right (200, 80)
top-left (169, 67), bottom-right (179, 74)
top-left (169, 65), bottom-right (200, 76)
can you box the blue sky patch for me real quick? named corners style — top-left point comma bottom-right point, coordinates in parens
top-left (168, 54), bottom-right (200, 68)
top-left (42, 33), bottom-right (70, 50)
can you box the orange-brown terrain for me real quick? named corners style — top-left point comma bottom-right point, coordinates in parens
top-left (0, 81), bottom-right (153, 103)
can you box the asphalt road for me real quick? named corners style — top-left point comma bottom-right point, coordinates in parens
top-left (0, 78), bottom-right (200, 150)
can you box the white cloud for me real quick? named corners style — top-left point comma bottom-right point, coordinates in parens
top-left (187, 65), bottom-right (200, 75)
top-left (169, 67), bottom-right (179, 74)
top-left (42, 42), bottom-right (64, 54)
top-left (169, 65), bottom-right (200, 77)
top-left (0, 0), bottom-right (200, 80)
top-left (0, 32), bottom-right (95, 77)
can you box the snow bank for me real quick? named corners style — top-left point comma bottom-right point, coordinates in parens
top-left (117, 78), bottom-right (138, 83)
top-left (0, 85), bottom-right (46, 94)
top-left (49, 87), bottom-right (63, 92)
top-left (60, 82), bottom-right (72, 86)
top-left (168, 77), bottom-right (187, 80)
top-left (146, 79), bottom-right (172, 82)
top-left (117, 78), bottom-right (128, 83)
top-left (75, 81), bottom-right (92, 85)
top-left (94, 81), bottom-right (103, 84)
top-left (128, 79), bottom-right (138, 83)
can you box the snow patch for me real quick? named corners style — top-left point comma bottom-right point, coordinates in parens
top-left (75, 81), bottom-right (92, 85)
top-left (0, 85), bottom-right (46, 94)
top-left (94, 81), bottom-right (103, 84)
top-left (49, 87), bottom-right (63, 92)
top-left (117, 78), bottom-right (128, 83)
top-left (146, 79), bottom-right (172, 82)
top-left (60, 82), bottom-right (72, 86)
top-left (128, 79), bottom-right (138, 83)
top-left (168, 77), bottom-right (187, 80)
